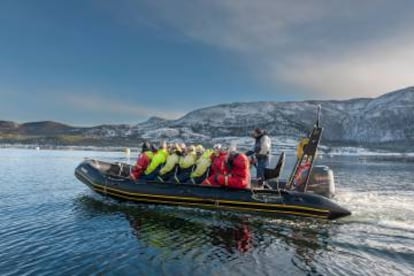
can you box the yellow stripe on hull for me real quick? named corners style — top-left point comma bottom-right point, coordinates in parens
top-left (91, 186), bottom-right (327, 219)
top-left (78, 171), bottom-right (329, 219)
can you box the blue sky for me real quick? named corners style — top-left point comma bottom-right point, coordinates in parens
top-left (1, 0), bottom-right (414, 125)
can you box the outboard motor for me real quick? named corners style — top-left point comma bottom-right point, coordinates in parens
top-left (307, 165), bottom-right (335, 198)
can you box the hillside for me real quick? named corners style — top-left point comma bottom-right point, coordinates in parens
top-left (1, 87), bottom-right (413, 151)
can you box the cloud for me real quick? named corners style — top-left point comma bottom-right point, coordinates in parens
top-left (276, 33), bottom-right (414, 99)
top-left (62, 93), bottom-right (184, 120)
top-left (117, 0), bottom-right (414, 98)
top-left (138, 0), bottom-right (327, 52)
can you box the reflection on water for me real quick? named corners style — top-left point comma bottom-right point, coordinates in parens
top-left (74, 195), bottom-right (334, 273)
top-left (76, 196), bottom-right (256, 255)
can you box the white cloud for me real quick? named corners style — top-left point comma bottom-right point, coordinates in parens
top-left (62, 93), bottom-right (184, 120)
top-left (141, 0), bottom-right (327, 52)
top-left (276, 33), bottom-right (414, 98)
top-left (120, 0), bottom-right (414, 99)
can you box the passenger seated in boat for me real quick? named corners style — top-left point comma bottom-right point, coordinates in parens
top-left (157, 143), bottom-right (182, 182)
top-left (171, 145), bottom-right (197, 183)
top-left (189, 145), bottom-right (214, 184)
top-left (130, 141), bottom-right (154, 181)
top-left (142, 141), bottom-right (168, 180)
top-left (202, 144), bottom-right (229, 186)
top-left (215, 149), bottom-right (251, 189)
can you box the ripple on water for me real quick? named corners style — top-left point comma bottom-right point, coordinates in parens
top-left (1, 151), bottom-right (414, 275)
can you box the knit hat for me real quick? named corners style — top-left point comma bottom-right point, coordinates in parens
top-left (252, 128), bottom-right (265, 137)
top-left (151, 144), bottom-right (158, 152)
top-left (142, 141), bottom-right (151, 152)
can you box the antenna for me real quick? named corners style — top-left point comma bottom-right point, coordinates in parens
top-left (316, 104), bottom-right (321, 128)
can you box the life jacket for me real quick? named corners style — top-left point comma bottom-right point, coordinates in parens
top-left (131, 151), bottom-right (154, 179)
top-left (159, 152), bottom-right (180, 175)
top-left (229, 153), bottom-right (250, 179)
top-left (296, 138), bottom-right (310, 159)
top-left (293, 160), bottom-right (311, 188)
top-left (191, 149), bottom-right (214, 178)
top-left (178, 151), bottom-right (197, 169)
top-left (145, 149), bottom-right (168, 175)
top-left (202, 151), bottom-right (229, 186)
top-left (217, 153), bottom-right (250, 189)
top-left (210, 151), bottom-right (229, 176)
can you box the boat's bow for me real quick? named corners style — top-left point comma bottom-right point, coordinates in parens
top-left (280, 190), bottom-right (351, 219)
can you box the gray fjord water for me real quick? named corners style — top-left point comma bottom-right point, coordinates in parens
top-left (0, 148), bottom-right (413, 275)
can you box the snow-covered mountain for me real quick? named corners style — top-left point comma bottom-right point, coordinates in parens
top-left (133, 87), bottom-right (414, 147)
top-left (1, 87), bottom-right (413, 150)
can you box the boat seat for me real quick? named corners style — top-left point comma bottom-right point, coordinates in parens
top-left (264, 152), bottom-right (285, 181)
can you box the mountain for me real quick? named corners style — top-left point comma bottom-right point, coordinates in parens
top-left (1, 87), bottom-right (413, 151)
top-left (137, 87), bottom-right (414, 149)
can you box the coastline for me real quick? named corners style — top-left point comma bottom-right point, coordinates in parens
top-left (2, 142), bottom-right (414, 162)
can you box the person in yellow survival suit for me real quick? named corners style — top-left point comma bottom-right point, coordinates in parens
top-left (142, 141), bottom-right (168, 181)
top-left (189, 145), bottom-right (213, 184)
top-left (156, 143), bottom-right (182, 183)
top-left (171, 145), bottom-right (197, 183)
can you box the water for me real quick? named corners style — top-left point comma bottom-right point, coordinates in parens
top-left (0, 148), bottom-right (413, 275)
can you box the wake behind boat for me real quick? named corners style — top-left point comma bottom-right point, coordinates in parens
top-left (75, 106), bottom-right (351, 220)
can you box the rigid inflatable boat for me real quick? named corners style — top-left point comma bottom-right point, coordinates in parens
top-left (74, 106), bottom-right (351, 220)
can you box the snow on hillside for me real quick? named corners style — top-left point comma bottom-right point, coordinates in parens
top-left (126, 86), bottom-right (414, 148)
top-left (1, 87), bottom-right (413, 152)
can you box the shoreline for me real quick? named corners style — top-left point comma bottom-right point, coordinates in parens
top-left (1, 143), bottom-right (414, 159)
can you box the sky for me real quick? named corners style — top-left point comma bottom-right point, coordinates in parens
top-left (1, 0), bottom-right (414, 126)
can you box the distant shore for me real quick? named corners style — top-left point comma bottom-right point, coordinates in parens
top-left (2, 143), bottom-right (414, 162)
top-left (0, 144), bottom-right (129, 152)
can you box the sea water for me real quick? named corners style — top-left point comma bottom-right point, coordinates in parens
top-left (0, 148), bottom-right (413, 275)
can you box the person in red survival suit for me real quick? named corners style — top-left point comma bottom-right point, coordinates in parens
top-left (216, 150), bottom-right (251, 189)
top-left (130, 141), bottom-right (154, 181)
top-left (202, 144), bottom-right (229, 186)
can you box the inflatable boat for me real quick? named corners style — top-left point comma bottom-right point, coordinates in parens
top-left (74, 107), bottom-right (351, 220)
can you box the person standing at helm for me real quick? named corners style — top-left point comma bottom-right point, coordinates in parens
top-left (252, 128), bottom-right (271, 182)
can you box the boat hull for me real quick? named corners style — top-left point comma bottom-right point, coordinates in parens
top-left (75, 160), bottom-right (351, 220)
